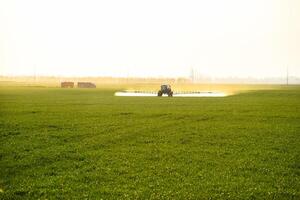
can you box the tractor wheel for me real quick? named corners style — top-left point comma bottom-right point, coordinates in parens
top-left (158, 91), bottom-right (162, 96)
top-left (168, 91), bottom-right (173, 97)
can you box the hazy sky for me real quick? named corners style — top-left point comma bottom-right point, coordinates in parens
top-left (0, 0), bottom-right (299, 78)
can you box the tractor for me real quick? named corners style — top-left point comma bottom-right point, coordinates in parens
top-left (158, 84), bottom-right (173, 97)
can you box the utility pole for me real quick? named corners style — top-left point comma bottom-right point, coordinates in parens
top-left (34, 64), bottom-right (37, 83)
top-left (286, 65), bottom-right (289, 85)
top-left (190, 67), bottom-right (194, 83)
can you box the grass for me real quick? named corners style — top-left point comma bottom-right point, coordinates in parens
top-left (0, 85), bottom-right (299, 199)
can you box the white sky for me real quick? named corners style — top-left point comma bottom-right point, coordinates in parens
top-left (0, 0), bottom-right (299, 78)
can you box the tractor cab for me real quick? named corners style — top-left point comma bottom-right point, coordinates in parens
top-left (161, 85), bottom-right (171, 92)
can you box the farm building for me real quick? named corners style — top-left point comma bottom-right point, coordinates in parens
top-left (77, 82), bottom-right (96, 88)
top-left (61, 82), bottom-right (74, 88)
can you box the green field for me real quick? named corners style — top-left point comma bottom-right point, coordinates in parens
top-left (0, 85), bottom-right (299, 199)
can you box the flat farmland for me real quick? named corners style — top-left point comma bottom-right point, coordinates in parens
top-left (0, 85), bottom-right (299, 199)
